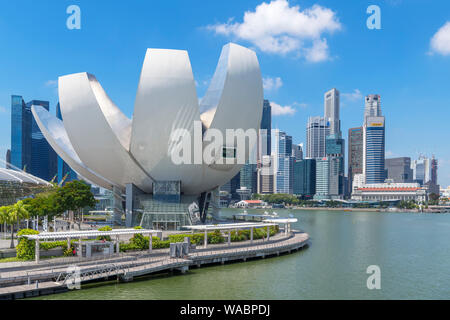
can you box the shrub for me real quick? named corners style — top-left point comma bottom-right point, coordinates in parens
top-left (119, 236), bottom-right (168, 252)
top-left (97, 225), bottom-right (112, 241)
top-left (16, 229), bottom-right (39, 260)
top-left (209, 230), bottom-right (225, 244)
top-left (40, 241), bottom-right (67, 251)
top-left (63, 248), bottom-right (74, 257)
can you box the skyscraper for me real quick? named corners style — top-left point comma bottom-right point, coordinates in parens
top-left (56, 102), bottom-right (78, 184)
top-left (11, 95), bottom-right (31, 172)
top-left (292, 143), bottom-right (303, 161)
top-left (260, 99), bottom-right (272, 156)
top-left (364, 94), bottom-right (382, 118)
top-left (326, 133), bottom-right (345, 196)
top-left (10, 95), bottom-right (58, 181)
top-left (240, 162), bottom-right (257, 193)
top-left (348, 127), bottom-right (364, 191)
top-left (385, 157), bottom-right (413, 183)
top-left (28, 100), bottom-right (57, 181)
top-left (324, 88), bottom-right (340, 134)
top-left (5, 149), bottom-right (11, 169)
top-left (257, 155), bottom-right (274, 194)
top-left (431, 156), bottom-right (438, 186)
top-left (272, 130), bottom-right (294, 194)
top-left (293, 159), bottom-right (316, 197)
top-left (306, 116), bottom-right (330, 158)
top-left (411, 156), bottom-right (433, 185)
top-left (363, 95), bottom-right (385, 184)
top-left (314, 158), bottom-right (330, 199)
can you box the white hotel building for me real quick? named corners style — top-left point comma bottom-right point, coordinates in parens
top-left (352, 182), bottom-right (428, 203)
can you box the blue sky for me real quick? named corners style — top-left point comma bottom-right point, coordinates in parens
top-left (0, 0), bottom-right (449, 187)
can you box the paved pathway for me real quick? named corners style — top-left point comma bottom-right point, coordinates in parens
top-left (0, 231), bottom-right (310, 299)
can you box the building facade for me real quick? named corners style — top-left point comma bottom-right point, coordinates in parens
top-left (364, 115), bottom-right (386, 184)
top-left (257, 155), bottom-right (274, 194)
top-left (352, 182), bottom-right (427, 203)
top-left (324, 88), bottom-right (340, 135)
top-left (306, 116), bottom-right (330, 159)
top-left (272, 130), bottom-right (294, 194)
top-left (5, 149), bottom-right (11, 169)
top-left (292, 143), bottom-right (303, 161)
top-left (293, 159), bottom-right (316, 197)
top-left (326, 133), bottom-right (345, 196)
top-left (348, 127), bottom-right (363, 193)
top-left (240, 162), bottom-right (257, 194)
top-left (385, 157), bottom-right (413, 183)
top-left (11, 95), bottom-right (57, 181)
top-left (11, 95), bottom-right (31, 172)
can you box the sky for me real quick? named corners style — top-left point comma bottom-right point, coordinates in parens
top-left (0, 0), bottom-right (449, 187)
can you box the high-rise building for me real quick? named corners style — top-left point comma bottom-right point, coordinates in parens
top-left (431, 156), bottom-right (438, 186)
top-left (260, 100), bottom-right (272, 156)
top-left (348, 127), bottom-right (364, 192)
top-left (385, 157), bottom-right (413, 183)
top-left (411, 156), bottom-right (433, 185)
top-left (221, 172), bottom-right (241, 200)
top-left (315, 158), bottom-right (330, 199)
top-left (272, 130), bottom-right (294, 194)
top-left (363, 95), bottom-right (385, 184)
top-left (314, 157), bottom-right (341, 200)
top-left (326, 133), bottom-right (345, 196)
top-left (364, 94), bottom-right (382, 118)
top-left (28, 100), bottom-right (57, 181)
top-left (5, 149), bottom-right (11, 169)
top-left (11, 95), bottom-right (31, 172)
top-left (257, 155), bottom-right (274, 194)
top-left (240, 162), bottom-right (257, 193)
top-left (56, 102), bottom-right (78, 184)
top-left (293, 159), bottom-right (316, 197)
top-left (324, 88), bottom-right (340, 134)
top-left (306, 116), bottom-right (330, 159)
top-left (10, 95), bottom-right (58, 181)
top-left (292, 143), bottom-right (303, 161)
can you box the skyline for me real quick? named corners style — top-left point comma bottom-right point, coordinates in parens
top-left (0, 0), bottom-right (449, 186)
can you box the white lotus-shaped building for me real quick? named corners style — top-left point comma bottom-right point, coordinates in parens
top-left (31, 43), bottom-right (263, 227)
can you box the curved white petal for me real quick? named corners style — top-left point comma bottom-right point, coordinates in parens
top-left (31, 105), bottom-right (115, 190)
top-left (130, 49), bottom-right (203, 192)
top-left (200, 43), bottom-right (264, 190)
top-left (58, 72), bottom-right (153, 192)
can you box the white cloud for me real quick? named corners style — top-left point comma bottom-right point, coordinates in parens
top-left (430, 21), bottom-right (450, 56)
top-left (0, 106), bottom-right (7, 113)
top-left (45, 80), bottom-right (58, 87)
top-left (270, 101), bottom-right (296, 116)
top-left (263, 76), bottom-right (283, 91)
top-left (206, 0), bottom-right (341, 61)
top-left (304, 38), bottom-right (330, 62)
top-left (341, 89), bottom-right (363, 102)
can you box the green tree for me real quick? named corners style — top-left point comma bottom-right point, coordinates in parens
top-left (55, 180), bottom-right (96, 228)
top-left (0, 201), bottom-right (30, 248)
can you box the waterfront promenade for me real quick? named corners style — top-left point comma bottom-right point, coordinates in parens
top-left (0, 230), bottom-right (309, 300)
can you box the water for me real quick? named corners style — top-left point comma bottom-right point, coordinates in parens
top-left (34, 209), bottom-right (450, 300)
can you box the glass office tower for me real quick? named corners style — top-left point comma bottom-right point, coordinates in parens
top-left (11, 95), bottom-right (31, 171)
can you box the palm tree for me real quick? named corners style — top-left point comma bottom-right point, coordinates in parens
top-left (3, 201), bottom-right (30, 248)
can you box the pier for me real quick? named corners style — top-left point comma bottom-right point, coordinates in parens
top-left (0, 231), bottom-right (309, 300)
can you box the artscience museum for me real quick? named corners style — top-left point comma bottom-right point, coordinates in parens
top-left (31, 43), bottom-right (264, 230)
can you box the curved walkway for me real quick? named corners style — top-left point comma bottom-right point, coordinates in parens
top-left (0, 231), bottom-right (309, 300)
